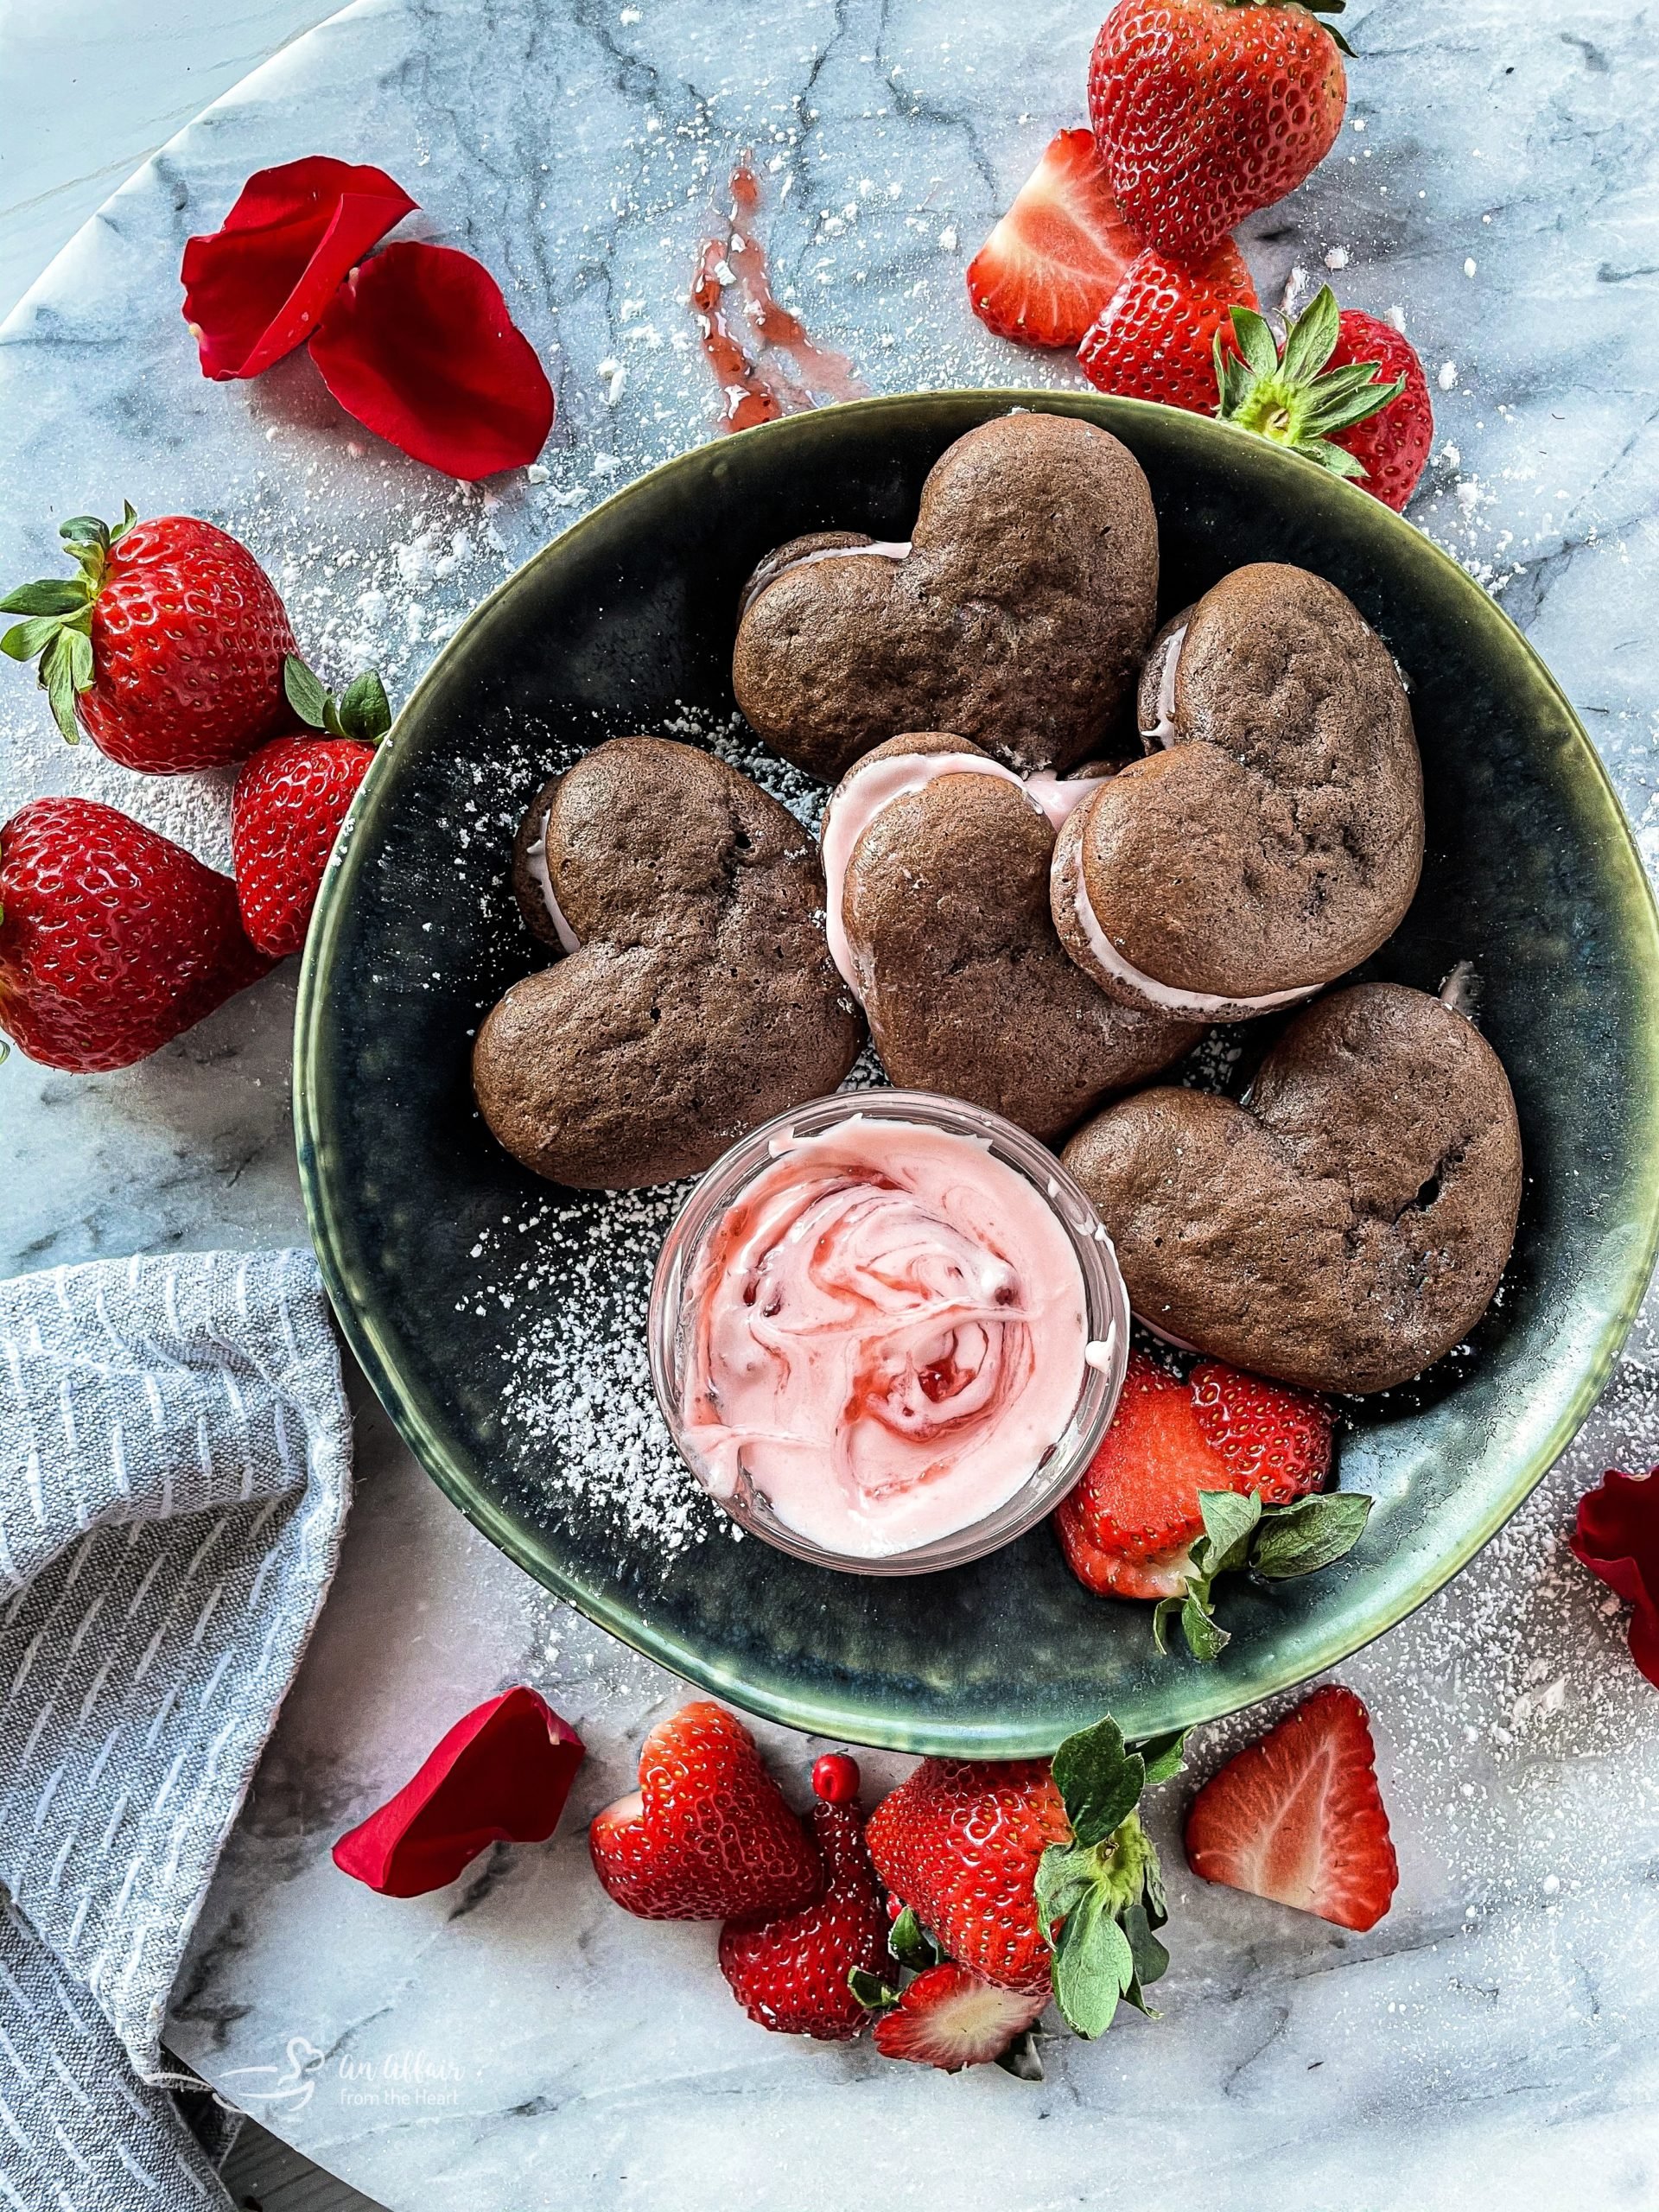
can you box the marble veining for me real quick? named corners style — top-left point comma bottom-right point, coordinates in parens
top-left (1, 0), bottom-right (1658, 2205)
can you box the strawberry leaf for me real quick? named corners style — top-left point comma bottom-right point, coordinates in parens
top-left (284, 654), bottom-right (329, 729)
top-left (58, 515), bottom-right (112, 552)
top-left (1, 617), bottom-right (67, 663)
top-left (1051, 1885), bottom-right (1135, 2039)
top-left (1252, 1491), bottom-right (1374, 1578)
top-left (887, 1906), bottom-right (938, 1970)
top-left (848, 1967), bottom-right (899, 2013)
top-left (1151, 1595), bottom-right (1182, 1656)
top-left (1197, 1488), bottom-right (1262, 1578)
top-left (335, 669), bottom-right (392, 743)
top-left (1306, 440), bottom-right (1370, 480)
top-left (0, 581), bottom-right (85, 618)
top-left (1051, 1712), bottom-right (1144, 1847)
top-left (1122, 1897), bottom-right (1170, 1991)
top-left (1034, 1840), bottom-right (1097, 1944)
top-left (41, 635), bottom-right (83, 744)
top-left (1134, 1727), bottom-right (1189, 1789)
top-left (1229, 305), bottom-right (1279, 381)
top-left (1279, 283), bottom-right (1340, 382)
top-left (1181, 1594), bottom-right (1229, 1663)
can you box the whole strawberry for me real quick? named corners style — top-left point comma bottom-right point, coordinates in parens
top-left (866, 1757), bottom-right (1066, 1993)
top-left (1, 505), bottom-right (295, 772)
top-left (589, 1700), bottom-right (823, 1923)
top-left (1213, 286), bottom-right (1432, 507)
top-left (718, 1754), bottom-right (893, 2041)
top-left (1077, 238), bottom-right (1257, 411)
top-left (0, 796), bottom-right (271, 1071)
top-left (1089, 0), bottom-right (1349, 262)
top-left (232, 658), bottom-right (391, 958)
top-left (866, 1714), bottom-right (1185, 2041)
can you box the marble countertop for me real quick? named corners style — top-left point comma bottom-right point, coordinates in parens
top-left (3, 1), bottom-right (1659, 2205)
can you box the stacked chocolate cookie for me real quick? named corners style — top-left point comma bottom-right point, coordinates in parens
top-left (474, 411), bottom-right (1522, 1395)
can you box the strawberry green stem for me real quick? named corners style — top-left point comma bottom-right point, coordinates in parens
top-left (1214, 286), bottom-right (1403, 486)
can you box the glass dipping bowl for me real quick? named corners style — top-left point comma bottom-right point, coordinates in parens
top-left (648, 1090), bottom-right (1131, 1576)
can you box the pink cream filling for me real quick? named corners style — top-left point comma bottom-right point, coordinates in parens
top-left (820, 753), bottom-right (1101, 996)
top-left (680, 1116), bottom-right (1090, 1558)
top-left (526, 808), bottom-right (582, 955)
top-left (1141, 622), bottom-right (1187, 746)
top-left (1065, 855), bottom-right (1321, 1020)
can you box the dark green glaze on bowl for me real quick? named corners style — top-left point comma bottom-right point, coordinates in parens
top-left (296, 391), bottom-right (1659, 1756)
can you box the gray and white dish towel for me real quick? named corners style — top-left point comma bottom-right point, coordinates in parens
top-left (0, 1249), bottom-right (353, 2210)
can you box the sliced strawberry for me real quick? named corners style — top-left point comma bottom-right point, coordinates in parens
top-left (1054, 1351), bottom-right (1214, 1599)
top-left (967, 130), bottom-right (1141, 349)
top-left (588, 1701), bottom-right (823, 1922)
top-left (871, 1962), bottom-right (1047, 2071)
top-left (1185, 1684), bottom-right (1399, 1932)
top-left (1077, 238), bottom-right (1257, 412)
top-left (1188, 1363), bottom-right (1332, 1505)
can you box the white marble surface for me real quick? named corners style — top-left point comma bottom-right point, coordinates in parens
top-left (0, 0), bottom-right (331, 324)
top-left (3, 1), bottom-right (1659, 2206)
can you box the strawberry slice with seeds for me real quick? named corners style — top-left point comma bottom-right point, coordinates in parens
top-left (1188, 1361), bottom-right (1333, 1506)
top-left (967, 130), bottom-right (1140, 349)
top-left (1054, 1351), bottom-right (1215, 1599)
top-left (870, 1962), bottom-right (1048, 2071)
top-left (1184, 1684), bottom-right (1399, 1931)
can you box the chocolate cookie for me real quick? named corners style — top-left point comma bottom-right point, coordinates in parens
top-left (1051, 563), bottom-right (1424, 1021)
top-left (732, 413), bottom-right (1159, 781)
top-left (474, 737), bottom-right (862, 1188)
top-left (1063, 982), bottom-right (1523, 1394)
top-left (828, 734), bottom-right (1200, 1141)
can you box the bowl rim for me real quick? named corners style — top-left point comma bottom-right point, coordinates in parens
top-left (295, 387), bottom-right (1659, 1755)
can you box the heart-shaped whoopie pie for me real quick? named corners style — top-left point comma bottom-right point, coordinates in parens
top-left (474, 737), bottom-right (862, 1189)
top-left (1062, 982), bottom-right (1522, 1394)
top-left (1051, 563), bottom-right (1425, 1022)
top-left (731, 412), bottom-right (1159, 782)
top-left (826, 734), bottom-right (1201, 1141)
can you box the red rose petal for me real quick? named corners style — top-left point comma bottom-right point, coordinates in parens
top-left (333, 1687), bottom-right (584, 1897)
top-left (1568, 1465), bottom-right (1659, 1688)
top-left (308, 240), bottom-right (555, 480)
top-left (181, 156), bottom-right (417, 381)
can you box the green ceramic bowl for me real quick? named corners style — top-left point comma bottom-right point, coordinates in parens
top-left (296, 391), bottom-right (1659, 1756)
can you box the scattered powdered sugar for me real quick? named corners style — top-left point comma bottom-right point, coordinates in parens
top-left (464, 1180), bottom-right (720, 1560)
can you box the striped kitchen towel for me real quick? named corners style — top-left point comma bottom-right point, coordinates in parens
top-left (0, 1249), bottom-right (353, 2210)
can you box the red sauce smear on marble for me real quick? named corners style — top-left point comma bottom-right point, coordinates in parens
top-left (691, 161), bottom-right (867, 433)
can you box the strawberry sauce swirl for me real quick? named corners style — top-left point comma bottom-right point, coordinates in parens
top-left (682, 1118), bottom-right (1088, 1556)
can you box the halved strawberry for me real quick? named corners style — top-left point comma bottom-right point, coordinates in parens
top-left (1188, 1362), bottom-right (1333, 1506)
top-left (967, 130), bottom-right (1141, 349)
top-left (1184, 1684), bottom-right (1399, 1932)
top-left (1055, 1351), bottom-right (1216, 1600)
top-left (871, 1962), bottom-right (1048, 2071)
